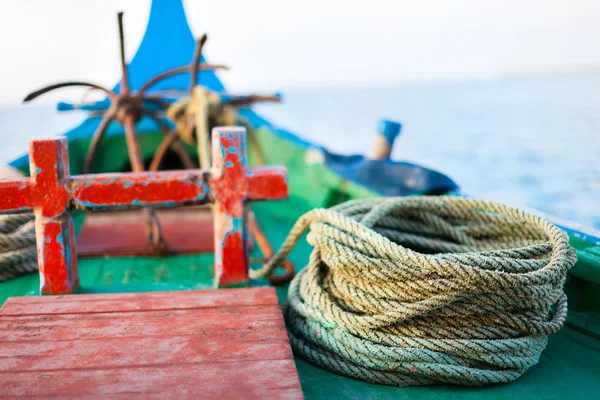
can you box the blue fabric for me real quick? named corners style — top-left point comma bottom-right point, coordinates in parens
top-left (377, 119), bottom-right (402, 145)
top-left (323, 150), bottom-right (459, 196)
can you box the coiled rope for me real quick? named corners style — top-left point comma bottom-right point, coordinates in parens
top-left (0, 166), bottom-right (37, 282)
top-left (257, 196), bottom-right (577, 387)
top-left (0, 213), bottom-right (37, 281)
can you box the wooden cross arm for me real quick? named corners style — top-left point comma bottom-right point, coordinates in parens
top-left (71, 171), bottom-right (212, 210)
top-left (0, 127), bottom-right (290, 295)
top-left (0, 171), bottom-right (213, 213)
top-left (0, 180), bottom-right (31, 213)
top-left (247, 166), bottom-right (288, 201)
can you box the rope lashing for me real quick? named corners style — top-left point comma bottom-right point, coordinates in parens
top-left (258, 196), bottom-right (577, 387)
top-left (0, 213), bottom-right (37, 282)
top-left (0, 166), bottom-right (37, 282)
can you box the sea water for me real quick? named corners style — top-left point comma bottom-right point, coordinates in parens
top-left (1, 75), bottom-right (598, 229)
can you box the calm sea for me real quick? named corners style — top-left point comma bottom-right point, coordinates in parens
top-left (1, 75), bottom-right (599, 229)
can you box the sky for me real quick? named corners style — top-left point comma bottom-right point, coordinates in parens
top-left (0, 0), bottom-right (598, 104)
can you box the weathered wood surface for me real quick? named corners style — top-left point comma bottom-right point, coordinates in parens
top-left (0, 287), bottom-right (303, 399)
top-left (76, 207), bottom-right (218, 257)
top-left (0, 127), bottom-right (288, 295)
top-left (211, 128), bottom-right (288, 288)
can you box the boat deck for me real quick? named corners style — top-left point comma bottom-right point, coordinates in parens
top-left (0, 287), bottom-right (303, 399)
top-left (1, 205), bottom-right (600, 399)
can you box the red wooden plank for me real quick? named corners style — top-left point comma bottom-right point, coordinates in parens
top-left (76, 207), bottom-right (216, 257)
top-left (0, 306), bottom-right (282, 342)
top-left (0, 179), bottom-right (31, 213)
top-left (0, 287), bottom-right (277, 315)
top-left (0, 329), bottom-right (290, 370)
top-left (0, 360), bottom-right (302, 399)
top-left (71, 170), bottom-right (211, 209)
top-left (0, 288), bottom-right (303, 399)
top-left (247, 166), bottom-right (289, 201)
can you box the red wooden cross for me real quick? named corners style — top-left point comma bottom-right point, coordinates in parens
top-left (0, 127), bottom-right (288, 295)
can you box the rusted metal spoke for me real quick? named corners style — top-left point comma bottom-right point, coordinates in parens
top-left (189, 34), bottom-right (208, 92)
top-left (249, 213), bottom-right (295, 286)
top-left (117, 12), bottom-right (130, 94)
top-left (23, 82), bottom-right (116, 102)
top-left (149, 131), bottom-right (182, 171)
top-left (247, 125), bottom-right (267, 167)
top-left (83, 110), bottom-right (116, 173)
top-left (223, 94), bottom-right (282, 108)
top-left (146, 112), bottom-right (196, 170)
top-left (143, 97), bottom-right (172, 110)
top-left (142, 207), bottom-right (168, 254)
top-left (138, 64), bottom-right (228, 96)
top-left (122, 116), bottom-right (145, 172)
top-left (122, 114), bottom-right (168, 251)
top-left (146, 90), bottom-right (189, 99)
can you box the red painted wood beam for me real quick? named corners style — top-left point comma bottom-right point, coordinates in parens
top-left (0, 139), bottom-right (79, 294)
top-left (211, 128), bottom-right (288, 287)
top-left (0, 127), bottom-right (288, 295)
top-left (71, 170), bottom-right (211, 209)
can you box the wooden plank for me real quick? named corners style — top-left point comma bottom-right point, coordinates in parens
top-left (0, 287), bottom-right (277, 315)
top-left (0, 307), bottom-right (283, 342)
top-left (0, 328), bottom-right (290, 371)
top-left (76, 207), bottom-right (216, 256)
top-left (70, 170), bottom-right (211, 209)
top-left (0, 360), bottom-right (302, 399)
top-left (0, 287), bottom-right (303, 399)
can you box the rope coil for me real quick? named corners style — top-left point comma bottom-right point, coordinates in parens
top-left (259, 196), bottom-right (577, 387)
top-left (0, 213), bottom-right (37, 282)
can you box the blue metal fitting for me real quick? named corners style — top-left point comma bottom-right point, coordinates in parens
top-left (377, 119), bottom-right (402, 145)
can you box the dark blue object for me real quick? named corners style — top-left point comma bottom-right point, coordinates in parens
top-left (239, 109), bottom-right (458, 195)
top-left (378, 119), bottom-right (402, 145)
top-left (323, 151), bottom-right (458, 196)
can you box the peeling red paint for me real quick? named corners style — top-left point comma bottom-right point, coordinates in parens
top-left (72, 171), bottom-right (210, 208)
top-left (248, 166), bottom-right (288, 200)
top-left (39, 220), bottom-right (72, 295)
top-left (29, 139), bottom-right (70, 218)
top-left (210, 133), bottom-right (248, 218)
top-left (219, 231), bottom-right (247, 287)
top-left (210, 128), bottom-right (289, 287)
top-left (0, 128), bottom-right (288, 295)
top-left (0, 181), bottom-right (31, 212)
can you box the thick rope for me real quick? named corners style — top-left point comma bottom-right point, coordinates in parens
top-left (257, 196), bottom-right (577, 387)
top-left (0, 213), bottom-right (37, 282)
top-left (0, 166), bottom-right (38, 282)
